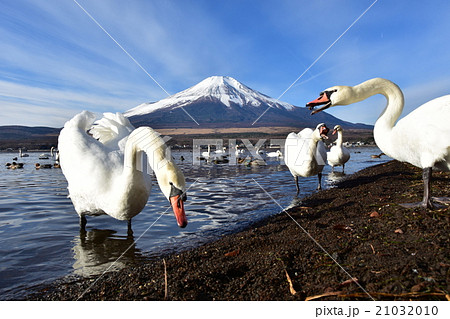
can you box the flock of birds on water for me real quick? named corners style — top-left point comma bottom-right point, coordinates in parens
top-left (5, 147), bottom-right (60, 169)
top-left (4, 78), bottom-right (450, 233)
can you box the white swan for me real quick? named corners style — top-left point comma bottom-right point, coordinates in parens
top-left (284, 123), bottom-right (329, 195)
top-left (307, 78), bottom-right (450, 208)
top-left (201, 145), bottom-right (211, 159)
top-left (19, 148), bottom-right (29, 157)
top-left (327, 125), bottom-right (350, 172)
top-left (266, 150), bottom-right (282, 158)
top-left (58, 111), bottom-right (188, 231)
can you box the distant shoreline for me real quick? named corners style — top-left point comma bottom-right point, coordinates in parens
top-left (0, 126), bottom-right (374, 150)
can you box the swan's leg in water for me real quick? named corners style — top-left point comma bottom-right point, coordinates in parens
top-left (342, 164), bottom-right (345, 173)
top-left (127, 219), bottom-right (133, 236)
top-left (80, 215), bottom-right (87, 230)
top-left (295, 176), bottom-right (300, 196)
top-left (317, 172), bottom-right (322, 190)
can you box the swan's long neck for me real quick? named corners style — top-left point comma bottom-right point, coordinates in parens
top-left (307, 134), bottom-right (323, 166)
top-left (353, 78), bottom-right (404, 155)
top-left (335, 131), bottom-right (343, 147)
top-left (124, 127), bottom-right (184, 199)
top-left (124, 127), bottom-right (170, 176)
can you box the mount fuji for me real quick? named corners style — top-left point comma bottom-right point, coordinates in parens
top-left (125, 76), bottom-right (370, 129)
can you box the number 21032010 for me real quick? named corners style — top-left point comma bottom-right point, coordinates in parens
top-left (376, 305), bottom-right (438, 316)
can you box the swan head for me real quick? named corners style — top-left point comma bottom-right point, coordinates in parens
top-left (156, 162), bottom-right (188, 228)
top-left (332, 125), bottom-right (343, 135)
top-left (306, 85), bottom-right (353, 114)
top-left (169, 182), bottom-right (188, 228)
top-left (314, 123), bottom-right (330, 141)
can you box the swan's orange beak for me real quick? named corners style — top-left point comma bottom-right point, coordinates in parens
top-left (170, 195), bottom-right (187, 228)
top-left (306, 92), bottom-right (332, 114)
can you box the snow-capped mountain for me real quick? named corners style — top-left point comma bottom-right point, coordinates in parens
top-left (125, 76), bottom-right (294, 117)
top-left (125, 76), bottom-right (370, 129)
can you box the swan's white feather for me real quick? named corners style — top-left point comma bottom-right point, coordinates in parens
top-left (58, 111), bottom-right (154, 220)
top-left (327, 126), bottom-right (350, 169)
top-left (285, 127), bottom-right (327, 178)
top-left (389, 95), bottom-right (450, 169)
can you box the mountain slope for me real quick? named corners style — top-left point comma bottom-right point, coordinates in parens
top-left (125, 76), bottom-right (371, 129)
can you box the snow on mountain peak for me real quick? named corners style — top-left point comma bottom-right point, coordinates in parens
top-left (125, 76), bottom-right (294, 117)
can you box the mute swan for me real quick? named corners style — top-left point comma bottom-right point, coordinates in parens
top-left (58, 111), bottom-right (188, 231)
top-left (266, 150), bottom-right (282, 158)
top-left (284, 123), bottom-right (329, 195)
top-left (19, 148), bottom-right (29, 157)
top-left (201, 145), bottom-right (211, 159)
top-left (307, 78), bottom-right (450, 209)
top-left (327, 125), bottom-right (350, 172)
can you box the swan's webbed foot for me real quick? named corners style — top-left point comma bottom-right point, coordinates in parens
top-left (399, 199), bottom-right (446, 210)
top-left (432, 197), bottom-right (450, 205)
top-left (399, 201), bottom-right (435, 209)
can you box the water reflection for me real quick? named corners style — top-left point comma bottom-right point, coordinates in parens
top-left (72, 228), bottom-right (142, 276)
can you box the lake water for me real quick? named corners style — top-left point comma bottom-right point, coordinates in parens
top-left (0, 146), bottom-right (388, 299)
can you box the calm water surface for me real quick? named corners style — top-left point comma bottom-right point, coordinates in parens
top-left (0, 147), bottom-right (388, 299)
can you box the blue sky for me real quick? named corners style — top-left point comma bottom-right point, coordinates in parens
top-left (1, 0), bottom-right (450, 127)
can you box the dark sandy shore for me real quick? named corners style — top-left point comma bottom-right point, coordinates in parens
top-left (27, 160), bottom-right (449, 301)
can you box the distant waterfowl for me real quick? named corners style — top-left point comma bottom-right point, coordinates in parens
top-left (371, 153), bottom-right (384, 159)
top-left (35, 163), bottom-right (52, 169)
top-left (6, 162), bottom-right (24, 169)
top-left (235, 145), bottom-right (244, 154)
top-left (39, 154), bottom-right (50, 160)
top-left (58, 111), bottom-right (188, 232)
top-left (51, 147), bottom-right (59, 160)
top-left (307, 77), bottom-right (450, 209)
top-left (201, 145), bottom-right (212, 159)
top-left (12, 157), bottom-right (18, 161)
top-left (327, 125), bottom-right (350, 172)
top-left (249, 158), bottom-right (266, 166)
top-left (202, 145), bottom-right (229, 163)
top-left (19, 148), bottom-right (29, 157)
top-left (284, 123), bottom-right (329, 195)
top-left (266, 150), bottom-right (282, 158)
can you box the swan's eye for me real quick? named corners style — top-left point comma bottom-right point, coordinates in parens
top-left (324, 90), bottom-right (337, 99)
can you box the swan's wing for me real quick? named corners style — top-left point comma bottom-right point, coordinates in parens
top-left (59, 111), bottom-right (130, 214)
top-left (285, 132), bottom-right (311, 174)
top-left (297, 128), bottom-right (313, 138)
top-left (63, 110), bottom-right (96, 131)
top-left (90, 112), bottom-right (135, 150)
